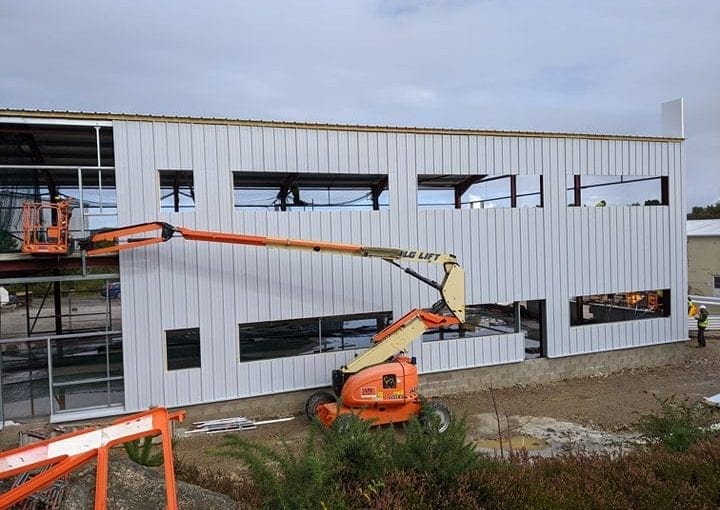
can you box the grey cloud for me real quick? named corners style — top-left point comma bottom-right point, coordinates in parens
top-left (0, 0), bottom-right (718, 206)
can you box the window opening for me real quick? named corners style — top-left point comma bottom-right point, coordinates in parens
top-left (0, 276), bottom-right (123, 420)
top-left (418, 174), bottom-right (543, 209)
top-left (238, 311), bottom-right (392, 362)
top-left (566, 175), bottom-right (668, 207)
top-left (233, 172), bottom-right (389, 211)
top-left (422, 302), bottom-right (516, 341)
top-left (165, 327), bottom-right (201, 370)
top-left (159, 170), bottom-right (195, 212)
top-left (570, 289), bottom-right (670, 326)
top-left (520, 300), bottom-right (546, 359)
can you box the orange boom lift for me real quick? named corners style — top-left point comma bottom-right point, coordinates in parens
top-left (82, 221), bottom-right (466, 430)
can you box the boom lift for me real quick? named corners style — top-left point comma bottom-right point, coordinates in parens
top-left (77, 221), bottom-right (466, 430)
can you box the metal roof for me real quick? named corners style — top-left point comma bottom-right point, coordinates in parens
top-left (687, 219), bottom-right (720, 237)
top-left (0, 108), bottom-right (684, 142)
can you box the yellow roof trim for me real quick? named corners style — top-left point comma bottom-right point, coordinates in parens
top-left (0, 108), bottom-right (685, 142)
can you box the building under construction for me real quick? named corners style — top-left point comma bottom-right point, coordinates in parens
top-left (0, 101), bottom-right (688, 423)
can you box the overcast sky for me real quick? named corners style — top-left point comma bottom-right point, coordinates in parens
top-left (1, 0), bottom-right (718, 208)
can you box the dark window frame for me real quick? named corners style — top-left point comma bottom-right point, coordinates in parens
top-left (566, 175), bottom-right (669, 207)
top-left (165, 327), bottom-right (201, 371)
top-left (158, 170), bottom-right (195, 213)
top-left (232, 171), bottom-right (389, 212)
top-left (417, 174), bottom-right (543, 210)
top-left (238, 311), bottom-right (393, 362)
top-left (570, 289), bottom-right (670, 326)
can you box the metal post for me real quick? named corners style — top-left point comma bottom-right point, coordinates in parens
top-left (28, 340), bottom-right (34, 416)
top-left (105, 332), bottom-right (111, 406)
top-left (0, 342), bottom-right (4, 426)
top-left (574, 175), bottom-right (581, 206)
top-left (78, 167), bottom-right (87, 275)
top-left (24, 283), bottom-right (31, 336)
top-left (53, 277), bottom-right (63, 336)
top-left (510, 175), bottom-right (517, 208)
top-left (514, 301), bottom-right (521, 333)
top-left (47, 337), bottom-right (54, 416)
top-left (95, 126), bottom-right (102, 167)
top-left (318, 318), bottom-right (322, 353)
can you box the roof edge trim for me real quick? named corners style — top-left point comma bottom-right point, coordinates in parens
top-left (0, 109), bottom-right (685, 142)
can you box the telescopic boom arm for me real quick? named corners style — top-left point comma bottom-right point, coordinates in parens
top-left (82, 221), bottom-right (465, 373)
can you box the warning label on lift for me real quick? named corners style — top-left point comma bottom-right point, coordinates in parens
top-left (360, 386), bottom-right (377, 399)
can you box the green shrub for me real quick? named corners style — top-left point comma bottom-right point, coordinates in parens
top-left (213, 422), bottom-right (351, 509)
top-left (124, 436), bottom-right (164, 467)
top-left (390, 412), bottom-right (483, 489)
top-left (211, 411), bottom-right (480, 509)
top-left (639, 398), bottom-right (719, 452)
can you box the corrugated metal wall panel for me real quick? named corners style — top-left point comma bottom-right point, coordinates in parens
top-left (114, 119), bottom-right (686, 412)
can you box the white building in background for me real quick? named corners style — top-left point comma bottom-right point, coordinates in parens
top-left (0, 100), bottom-right (687, 421)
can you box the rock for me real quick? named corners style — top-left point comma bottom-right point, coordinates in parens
top-left (62, 458), bottom-right (236, 510)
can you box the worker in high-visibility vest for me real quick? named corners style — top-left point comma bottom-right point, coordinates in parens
top-left (695, 304), bottom-right (709, 348)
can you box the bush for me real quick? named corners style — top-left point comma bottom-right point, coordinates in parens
top-left (211, 412), bottom-right (481, 509)
top-left (639, 398), bottom-right (719, 452)
top-left (124, 436), bottom-right (164, 467)
top-left (390, 411), bottom-right (483, 489)
top-left (195, 406), bottom-right (720, 509)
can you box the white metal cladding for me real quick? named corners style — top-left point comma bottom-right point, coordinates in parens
top-left (112, 120), bottom-right (686, 411)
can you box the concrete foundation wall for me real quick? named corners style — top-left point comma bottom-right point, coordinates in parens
top-left (180, 341), bottom-right (686, 424)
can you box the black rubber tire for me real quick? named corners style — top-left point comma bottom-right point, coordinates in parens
top-left (420, 400), bottom-right (451, 433)
top-left (305, 391), bottom-right (335, 421)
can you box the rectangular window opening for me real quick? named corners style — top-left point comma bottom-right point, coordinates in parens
top-left (159, 170), bottom-right (195, 212)
top-left (166, 327), bottom-right (201, 370)
top-left (570, 289), bottom-right (670, 326)
top-left (239, 311), bottom-right (393, 362)
top-left (520, 300), bottom-right (546, 359)
top-left (421, 300), bottom-right (546, 358)
top-left (422, 303), bottom-right (516, 341)
top-left (418, 174), bottom-right (543, 210)
top-left (566, 175), bottom-right (668, 207)
top-left (233, 171), bottom-right (389, 212)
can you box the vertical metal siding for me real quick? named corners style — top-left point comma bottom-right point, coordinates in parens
top-left (114, 119), bottom-right (686, 411)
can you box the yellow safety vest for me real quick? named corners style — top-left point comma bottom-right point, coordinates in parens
top-left (698, 310), bottom-right (709, 329)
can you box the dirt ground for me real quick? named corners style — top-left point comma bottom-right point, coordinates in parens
top-left (173, 333), bottom-right (720, 474)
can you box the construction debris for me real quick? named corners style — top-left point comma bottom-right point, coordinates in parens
top-left (704, 393), bottom-right (720, 407)
top-left (185, 416), bottom-right (294, 435)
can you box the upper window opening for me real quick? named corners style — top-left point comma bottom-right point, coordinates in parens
top-left (233, 171), bottom-right (389, 212)
top-left (159, 170), bottom-right (195, 212)
top-left (418, 174), bottom-right (543, 209)
top-left (566, 175), bottom-right (668, 207)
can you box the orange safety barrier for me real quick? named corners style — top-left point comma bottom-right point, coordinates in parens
top-left (0, 407), bottom-right (185, 510)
